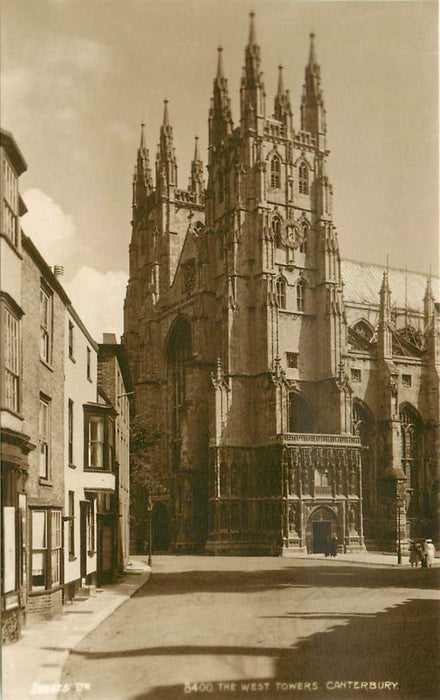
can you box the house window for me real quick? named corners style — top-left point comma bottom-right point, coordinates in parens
top-left (86, 499), bottom-right (96, 552)
top-left (4, 307), bottom-right (20, 412)
top-left (39, 397), bottom-right (50, 480)
top-left (31, 509), bottom-right (62, 590)
top-left (296, 280), bottom-right (306, 312)
top-left (68, 492), bottom-right (75, 558)
top-left (270, 156), bottom-right (281, 188)
top-left (68, 399), bottom-right (74, 465)
top-left (299, 162), bottom-right (309, 194)
top-left (40, 285), bottom-right (52, 363)
top-left (286, 352), bottom-right (298, 369)
top-left (276, 277), bottom-right (286, 309)
top-left (87, 347), bottom-right (91, 381)
top-left (351, 368), bottom-right (362, 383)
top-left (88, 416), bottom-right (104, 468)
top-left (402, 374), bottom-right (412, 387)
top-left (2, 158), bottom-right (18, 247)
top-left (68, 321), bottom-right (74, 360)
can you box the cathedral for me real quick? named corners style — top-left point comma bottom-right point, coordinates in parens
top-left (123, 15), bottom-right (440, 555)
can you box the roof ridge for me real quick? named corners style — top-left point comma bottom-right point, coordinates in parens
top-left (341, 258), bottom-right (439, 279)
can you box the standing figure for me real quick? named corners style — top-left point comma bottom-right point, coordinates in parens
top-left (424, 539), bottom-right (436, 567)
top-left (416, 541), bottom-right (426, 568)
top-left (409, 541), bottom-right (420, 568)
top-left (330, 535), bottom-right (338, 557)
top-left (324, 535), bottom-right (331, 557)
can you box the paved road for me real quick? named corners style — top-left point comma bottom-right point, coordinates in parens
top-left (60, 556), bottom-right (440, 700)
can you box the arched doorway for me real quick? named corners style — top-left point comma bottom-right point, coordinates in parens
top-left (306, 506), bottom-right (339, 554)
top-left (152, 502), bottom-right (169, 552)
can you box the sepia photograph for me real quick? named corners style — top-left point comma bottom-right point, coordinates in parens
top-left (1, 1), bottom-right (439, 699)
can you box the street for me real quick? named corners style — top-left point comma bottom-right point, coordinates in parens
top-left (59, 556), bottom-right (440, 700)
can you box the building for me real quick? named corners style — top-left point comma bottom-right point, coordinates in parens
top-left (1, 129), bottom-right (34, 642)
top-left (63, 304), bottom-right (101, 602)
top-left (123, 16), bottom-right (440, 555)
top-left (98, 334), bottom-right (132, 577)
top-left (1, 128), bottom-right (129, 641)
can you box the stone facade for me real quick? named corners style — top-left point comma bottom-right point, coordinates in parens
top-left (123, 17), bottom-right (439, 555)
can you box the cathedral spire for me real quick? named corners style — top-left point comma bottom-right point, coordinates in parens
top-left (240, 12), bottom-right (265, 134)
top-left (209, 47), bottom-right (233, 156)
top-left (189, 136), bottom-right (205, 203)
top-left (301, 32), bottom-right (326, 146)
top-left (156, 99), bottom-right (178, 189)
top-left (424, 275), bottom-right (435, 328)
top-left (133, 121), bottom-right (153, 208)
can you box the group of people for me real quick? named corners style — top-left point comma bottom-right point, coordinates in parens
top-left (409, 538), bottom-right (436, 568)
top-left (324, 535), bottom-right (338, 558)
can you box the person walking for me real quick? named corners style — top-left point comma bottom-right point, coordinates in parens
top-left (416, 541), bottom-right (427, 567)
top-left (424, 539), bottom-right (436, 567)
top-left (409, 541), bottom-right (420, 568)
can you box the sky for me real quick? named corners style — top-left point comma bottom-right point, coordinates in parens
top-left (1, 0), bottom-right (438, 340)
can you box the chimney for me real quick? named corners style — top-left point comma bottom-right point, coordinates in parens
top-left (53, 265), bottom-right (64, 278)
top-left (102, 332), bottom-right (117, 344)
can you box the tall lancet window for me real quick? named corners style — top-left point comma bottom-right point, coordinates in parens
top-left (270, 156), bottom-right (281, 188)
top-left (399, 405), bottom-right (421, 490)
top-left (299, 222), bottom-right (308, 254)
top-left (276, 277), bottom-right (286, 309)
top-left (167, 320), bottom-right (192, 465)
top-left (299, 162), bottom-right (309, 195)
top-left (296, 280), bottom-right (306, 312)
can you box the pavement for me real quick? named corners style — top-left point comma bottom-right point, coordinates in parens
top-left (2, 558), bottom-right (151, 700)
top-left (1, 550), bottom-right (438, 700)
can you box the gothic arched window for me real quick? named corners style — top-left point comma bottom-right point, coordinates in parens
top-left (299, 162), bottom-right (309, 195)
top-left (299, 222), bottom-right (308, 254)
top-left (399, 405), bottom-right (421, 489)
top-left (167, 320), bottom-right (192, 462)
top-left (353, 320), bottom-right (374, 342)
top-left (270, 155), bottom-right (281, 188)
top-left (296, 280), bottom-right (306, 312)
top-left (276, 277), bottom-right (286, 309)
top-left (353, 401), bottom-right (374, 524)
top-left (272, 216), bottom-right (282, 245)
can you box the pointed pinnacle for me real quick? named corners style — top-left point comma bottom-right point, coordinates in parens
top-left (193, 136), bottom-right (200, 162)
top-left (424, 276), bottom-right (433, 300)
top-left (140, 122), bottom-right (146, 148)
top-left (248, 11), bottom-right (256, 46)
top-left (163, 99), bottom-right (170, 127)
top-left (309, 31), bottom-right (317, 65)
top-left (277, 65), bottom-right (284, 95)
top-left (216, 46), bottom-right (224, 79)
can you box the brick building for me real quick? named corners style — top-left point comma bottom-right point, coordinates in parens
top-left (1, 129), bottom-right (34, 642)
top-left (123, 16), bottom-right (439, 555)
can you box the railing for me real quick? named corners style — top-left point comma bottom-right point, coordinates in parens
top-left (280, 432), bottom-right (361, 447)
top-left (315, 485), bottom-right (333, 496)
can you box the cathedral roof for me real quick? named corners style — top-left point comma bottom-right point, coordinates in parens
top-left (341, 259), bottom-right (439, 312)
